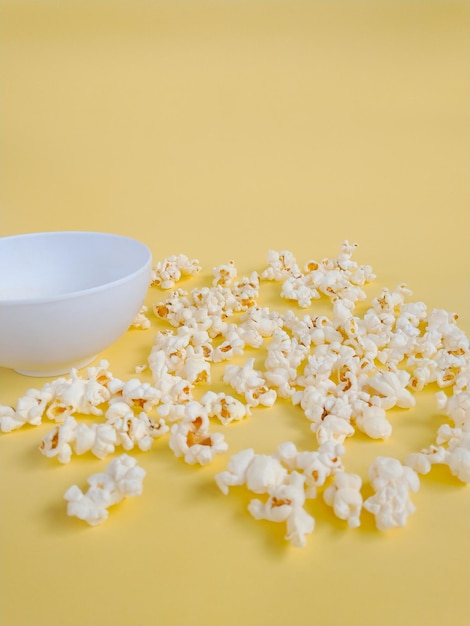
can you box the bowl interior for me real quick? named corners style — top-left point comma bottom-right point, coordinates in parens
top-left (0, 231), bottom-right (151, 302)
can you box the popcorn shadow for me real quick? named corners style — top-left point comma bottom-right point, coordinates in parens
top-left (418, 463), bottom-right (465, 490)
top-left (40, 499), bottom-right (90, 536)
top-left (190, 476), bottom-right (294, 559)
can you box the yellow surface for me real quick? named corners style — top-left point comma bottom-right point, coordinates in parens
top-left (1, 1), bottom-right (469, 625)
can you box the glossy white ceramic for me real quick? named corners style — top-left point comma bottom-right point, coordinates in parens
top-left (0, 231), bottom-right (152, 376)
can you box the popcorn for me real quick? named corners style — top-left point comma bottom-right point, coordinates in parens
top-left (105, 402), bottom-right (166, 452)
top-left (362, 369), bottom-right (415, 410)
top-left (211, 324), bottom-right (246, 362)
top-left (230, 272), bottom-right (260, 310)
top-left (173, 345), bottom-right (211, 384)
top-left (153, 289), bottom-right (193, 326)
top-left (354, 403), bottom-right (393, 440)
top-left (39, 417), bottom-right (119, 462)
top-left (64, 454), bottom-right (146, 526)
top-left (130, 304), bottom-right (151, 330)
top-left (0, 382), bottom-right (57, 431)
top-left (406, 424), bottom-right (470, 483)
top-left (0, 405), bottom-right (19, 433)
top-left (215, 449), bottom-right (288, 495)
top-left (3, 242), bottom-right (470, 547)
top-left (212, 260), bottom-right (237, 287)
top-left (364, 457), bottom-right (419, 530)
top-left (223, 358), bottom-right (277, 408)
top-left (39, 416), bottom-right (78, 464)
top-left (151, 254), bottom-right (201, 289)
top-left (169, 402), bottom-right (228, 465)
top-left (261, 250), bottom-right (301, 281)
top-left (201, 390), bottom-right (247, 425)
top-left (109, 378), bottom-right (161, 412)
top-left (248, 471), bottom-right (315, 547)
top-left (290, 441), bottom-right (345, 498)
top-left (45, 369), bottom-right (111, 421)
top-left (323, 471), bottom-right (363, 528)
top-left (239, 306), bottom-right (283, 339)
top-left (436, 389), bottom-right (470, 428)
top-left (280, 274), bottom-right (320, 308)
top-left (263, 329), bottom-right (309, 398)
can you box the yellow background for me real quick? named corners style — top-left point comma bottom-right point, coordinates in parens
top-left (1, 1), bottom-right (469, 625)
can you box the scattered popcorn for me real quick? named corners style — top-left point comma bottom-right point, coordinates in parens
top-left (64, 454), bottom-right (146, 526)
top-left (2, 242), bottom-right (469, 547)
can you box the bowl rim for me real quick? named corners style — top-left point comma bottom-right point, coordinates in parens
top-left (0, 230), bottom-right (152, 307)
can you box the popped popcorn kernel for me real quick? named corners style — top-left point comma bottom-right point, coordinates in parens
top-left (130, 305), bottom-right (151, 330)
top-left (248, 471), bottom-right (315, 547)
top-left (223, 358), bottom-right (277, 408)
top-left (323, 471), bottom-right (363, 528)
top-left (364, 457), bottom-right (419, 530)
top-left (201, 390), bottom-right (247, 425)
top-left (212, 260), bottom-right (237, 287)
top-left (169, 402), bottom-right (228, 465)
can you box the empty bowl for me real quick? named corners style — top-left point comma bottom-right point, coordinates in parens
top-left (0, 231), bottom-right (152, 376)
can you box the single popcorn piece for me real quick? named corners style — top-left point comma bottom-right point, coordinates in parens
top-left (64, 454), bottom-right (146, 526)
top-left (169, 402), bottom-right (228, 465)
top-left (109, 378), bottom-right (161, 412)
top-left (355, 403), bottom-right (393, 440)
top-left (364, 457), bottom-right (420, 531)
top-left (201, 390), bottom-right (247, 425)
top-left (261, 250), bottom-right (301, 281)
top-left (323, 471), bottom-right (363, 528)
top-left (248, 471), bottom-right (315, 548)
top-left (212, 260), bottom-right (237, 287)
top-left (280, 274), bottom-right (320, 308)
top-left (230, 271), bottom-right (260, 310)
top-left (215, 448), bottom-right (288, 495)
top-left (39, 415), bottom-right (78, 464)
top-left (223, 358), bottom-right (277, 408)
top-left (130, 304), bottom-right (151, 330)
top-left (363, 369), bottom-right (416, 410)
top-left (151, 254), bottom-right (201, 289)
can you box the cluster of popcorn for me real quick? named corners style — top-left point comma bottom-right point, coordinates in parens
top-left (1, 242), bottom-right (469, 541)
top-left (64, 454), bottom-right (146, 526)
top-left (216, 442), bottom-right (344, 546)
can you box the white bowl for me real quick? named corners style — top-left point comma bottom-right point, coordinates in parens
top-left (0, 231), bottom-right (152, 376)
